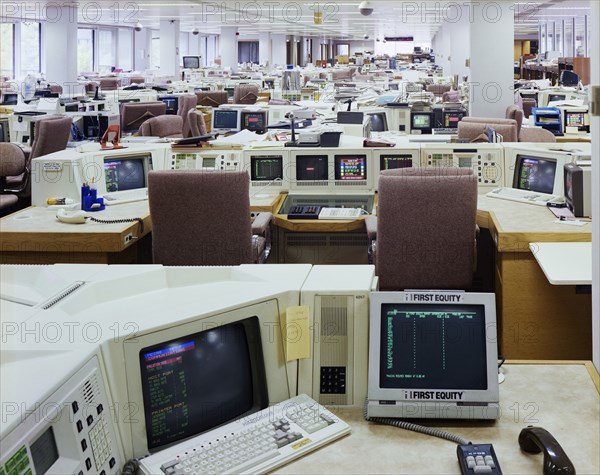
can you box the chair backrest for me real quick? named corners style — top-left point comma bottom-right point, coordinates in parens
top-left (139, 115), bottom-right (183, 138)
top-left (148, 170), bottom-right (253, 265)
top-left (458, 117), bottom-right (519, 142)
top-left (30, 116), bottom-right (72, 160)
top-left (234, 84), bottom-right (259, 104)
top-left (376, 168), bottom-right (478, 291)
top-left (442, 91), bottom-right (460, 103)
top-left (0, 143), bottom-right (27, 183)
top-left (120, 101), bottom-right (166, 133)
top-left (187, 109), bottom-right (207, 137)
top-left (177, 94), bottom-right (198, 137)
top-left (426, 84), bottom-right (451, 96)
top-left (518, 127), bottom-right (557, 143)
top-left (195, 91), bottom-right (229, 107)
top-left (505, 105), bottom-right (524, 136)
top-left (129, 77), bottom-right (145, 84)
top-left (99, 78), bottom-right (119, 90)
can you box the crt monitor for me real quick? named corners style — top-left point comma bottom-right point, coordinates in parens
top-left (388, 83), bottom-right (399, 91)
top-left (512, 154), bottom-right (558, 195)
top-left (379, 154), bottom-right (414, 171)
top-left (547, 94), bottom-right (566, 104)
top-left (367, 291), bottom-right (500, 419)
top-left (182, 56), bottom-right (201, 69)
top-left (334, 155), bottom-right (367, 181)
top-left (296, 154), bottom-right (328, 182)
top-left (368, 112), bottom-right (389, 132)
top-left (139, 317), bottom-right (268, 451)
top-left (104, 154), bottom-right (152, 192)
top-left (241, 110), bottom-right (268, 133)
top-left (560, 70), bottom-right (579, 87)
top-left (411, 112), bottom-right (433, 133)
top-left (160, 96), bottom-right (179, 114)
top-left (211, 109), bottom-right (241, 133)
top-left (564, 110), bottom-right (589, 132)
top-left (443, 110), bottom-right (464, 129)
top-left (250, 155), bottom-right (283, 182)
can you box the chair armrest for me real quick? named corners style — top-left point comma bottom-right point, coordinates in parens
top-left (364, 215), bottom-right (377, 241)
top-left (251, 212), bottom-right (273, 237)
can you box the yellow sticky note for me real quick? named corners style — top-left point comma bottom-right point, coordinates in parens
top-left (284, 305), bottom-right (311, 362)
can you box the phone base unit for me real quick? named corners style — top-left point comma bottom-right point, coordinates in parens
top-left (298, 265), bottom-right (377, 407)
top-left (421, 144), bottom-right (504, 191)
top-left (457, 443), bottom-right (503, 475)
top-left (169, 150), bottom-right (241, 171)
top-left (0, 352), bottom-right (124, 475)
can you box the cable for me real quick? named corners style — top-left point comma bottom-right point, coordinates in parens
top-left (363, 399), bottom-right (470, 446)
top-left (121, 459), bottom-right (140, 475)
top-left (498, 356), bottom-right (506, 369)
top-left (87, 216), bottom-right (144, 235)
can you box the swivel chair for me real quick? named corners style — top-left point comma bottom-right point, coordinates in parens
top-left (233, 84), bottom-right (259, 104)
top-left (187, 109), bottom-right (208, 137)
top-left (365, 168), bottom-right (478, 291)
top-left (148, 170), bottom-right (272, 266)
top-left (176, 94), bottom-right (198, 137)
top-left (195, 91), bottom-right (228, 107)
top-left (139, 115), bottom-right (183, 138)
top-left (120, 101), bottom-right (166, 134)
top-left (0, 143), bottom-right (28, 216)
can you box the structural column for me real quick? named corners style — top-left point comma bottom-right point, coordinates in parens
top-left (311, 38), bottom-right (321, 65)
top-left (160, 20), bottom-right (180, 77)
top-left (259, 31), bottom-right (270, 66)
top-left (271, 34), bottom-right (287, 67)
top-left (220, 26), bottom-right (238, 72)
top-left (42, 4), bottom-right (78, 93)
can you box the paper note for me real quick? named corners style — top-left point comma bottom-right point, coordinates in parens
top-left (284, 306), bottom-right (311, 362)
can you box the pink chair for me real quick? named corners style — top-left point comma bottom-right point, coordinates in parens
top-left (139, 115), bottom-right (183, 138)
top-left (196, 91), bottom-right (228, 107)
top-left (234, 84), bottom-right (259, 104)
top-left (0, 143), bottom-right (28, 216)
top-left (177, 94), bottom-right (198, 137)
top-left (187, 109), bottom-right (207, 137)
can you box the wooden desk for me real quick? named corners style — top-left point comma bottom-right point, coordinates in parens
top-left (477, 196), bottom-right (592, 360)
top-left (529, 242), bottom-right (592, 285)
top-left (278, 362), bottom-right (599, 475)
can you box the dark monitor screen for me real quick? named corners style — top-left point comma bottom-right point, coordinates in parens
top-left (296, 155), bottom-right (328, 181)
top-left (182, 56), bottom-right (200, 69)
top-left (251, 155), bottom-right (283, 181)
top-left (104, 155), bottom-right (149, 192)
top-left (368, 113), bottom-right (388, 132)
top-left (139, 317), bottom-right (268, 451)
top-left (443, 112), bottom-right (463, 128)
top-left (161, 97), bottom-right (178, 114)
top-left (548, 94), bottom-right (565, 103)
top-left (242, 111), bottom-right (267, 131)
top-left (380, 154), bottom-right (413, 171)
top-left (565, 112), bottom-right (585, 127)
top-left (213, 109), bottom-right (239, 130)
top-left (388, 83), bottom-right (399, 91)
top-left (379, 303), bottom-right (488, 390)
top-left (0, 122), bottom-right (7, 142)
top-left (513, 155), bottom-right (557, 194)
top-left (412, 113), bottom-right (431, 129)
top-left (1, 93), bottom-right (18, 105)
top-left (334, 155), bottom-right (367, 181)
top-left (30, 427), bottom-right (59, 475)
top-left (225, 87), bottom-right (235, 98)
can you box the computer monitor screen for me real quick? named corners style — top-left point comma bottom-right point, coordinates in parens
top-left (443, 112), bottom-right (463, 128)
top-left (103, 154), bottom-right (150, 192)
top-left (513, 155), bottom-right (556, 194)
top-left (0, 121), bottom-right (8, 142)
top-left (388, 83), bottom-right (399, 91)
top-left (565, 111), bottom-right (585, 127)
top-left (412, 113), bottom-right (431, 129)
top-left (368, 112), bottom-right (388, 132)
top-left (296, 155), bottom-right (328, 181)
top-left (251, 155), bottom-right (283, 181)
top-left (212, 109), bottom-right (240, 131)
top-left (139, 317), bottom-right (268, 451)
top-left (182, 56), bottom-right (200, 69)
top-left (1, 93), bottom-right (18, 105)
top-left (367, 291), bottom-right (499, 420)
top-left (241, 111), bottom-right (267, 132)
top-left (380, 154), bottom-right (413, 171)
top-left (547, 94), bottom-right (565, 103)
top-left (560, 70), bottom-right (579, 87)
top-left (161, 97), bottom-right (179, 114)
top-left (334, 155), bottom-right (367, 181)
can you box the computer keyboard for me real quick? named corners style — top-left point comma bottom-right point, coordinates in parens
top-left (318, 207), bottom-right (363, 220)
top-left (486, 187), bottom-right (563, 206)
top-left (432, 128), bottom-right (458, 135)
top-left (102, 188), bottom-right (149, 205)
top-left (139, 394), bottom-right (350, 475)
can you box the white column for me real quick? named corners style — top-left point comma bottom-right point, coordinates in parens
top-left (271, 34), bottom-right (287, 67)
top-left (468, 1), bottom-right (514, 118)
top-left (259, 32), bottom-right (270, 66)
top-left (42, 4), bottom-right (78, 92)
top-left (591, 0), bottom-right (599, 372)
top-left (311, 38), bottom-right (320, 65)
top-left (117, 28), bottom-right (133, 71)
top-left (160, 20), bottom-right (180, 77)
top-left (133, 28), bottom-right (151, 71)
top-left (449, 12), bottom-right (470, 80)
top-left (220, 26), bottom-right (238, 72)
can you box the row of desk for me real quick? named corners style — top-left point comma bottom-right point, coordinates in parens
top-left (0, 193), bottom-right (592, 362)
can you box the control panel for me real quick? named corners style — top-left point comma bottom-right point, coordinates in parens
top-left (169, 150), bottom-right (241, 171)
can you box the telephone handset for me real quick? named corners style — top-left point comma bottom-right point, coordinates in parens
top-left (518, 426), bottom-right (576, 475)
top-left (56, 209), bottom-right (87, 224)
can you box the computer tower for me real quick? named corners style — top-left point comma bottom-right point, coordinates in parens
top-left (82, 114), bottom-right (119, 140)
top-left (298, 265), bottom-right (377, 407)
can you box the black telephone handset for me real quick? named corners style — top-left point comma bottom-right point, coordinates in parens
top-left (518, 426), bottom-right (576, 475)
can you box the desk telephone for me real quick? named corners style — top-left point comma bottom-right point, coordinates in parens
top-left (56, 209), bottom-right (145, 234)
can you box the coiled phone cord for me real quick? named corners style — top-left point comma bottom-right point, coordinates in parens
top-left (88, 216), bottom-right (144, 235)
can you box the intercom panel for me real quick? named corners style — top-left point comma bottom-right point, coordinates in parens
top-left (169, 150), bottom-right (241, 171)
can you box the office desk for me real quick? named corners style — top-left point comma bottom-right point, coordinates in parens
top-left (477, 196), bottom-right (592, 360)
top-left (278, 362), bottom-right (600, 475)
top-left (529, 242), bottom-right (592, 285)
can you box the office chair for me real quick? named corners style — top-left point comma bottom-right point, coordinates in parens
top-left (0, 143), bottom-right (28, 216)
top-left (365, 168), bottom-right (478, 291)
top-left (177, 94), bottom-right (198, 137)
top-left (442, 91), bottom-right (460, 103)
top-left (148, 170), bottom-right (273, 266)
top-left (233, 84), bottom-right (259, 104)
top-left (139, 115), bottom-right (183, 138)
top-left (426, 84), bottom-right (451, 97)
top-left (560, 70), bottom-right (579, 87)
top-left (195, 91), bottom-right (228, 107)
top-left (129, 77), bottom-right (145, 85)
top-left (98, 78), bottom-right (119, 91)
top-left (458, 118), bottom-right (519, 142)
top-left (120, 101), bottom-right (166, 134)
top-left (187, 109), bottom-right (208, 137)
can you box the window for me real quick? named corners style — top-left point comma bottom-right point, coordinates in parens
top-left (180, 32), bottom-right (189, 59)
top-left (0, 23), bottom-right (14, 78)
top-left (151, 34), bottom-right (160, 69)
top-left (97, 29), bottom-right (117, 74)
top-left (238, 42), bottom-right (258, 63)
top-left (78, 28), bottom-right (94, 73)
top-left (19, 22), bottom-right (40, 77)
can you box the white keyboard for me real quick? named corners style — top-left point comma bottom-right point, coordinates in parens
top-left (318, 207), bottom-right (363, 220)
top-left (486, 187), bottom-right (563, 206)
top-left (139, 394), bottom-right (350, 475)
top-left (102, 188), bottom-right (149, 205)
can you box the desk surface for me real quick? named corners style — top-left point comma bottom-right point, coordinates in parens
top-left (529, 242), bottom-right (592, 285)
top-left (278, 362), bottom-right (600, 475)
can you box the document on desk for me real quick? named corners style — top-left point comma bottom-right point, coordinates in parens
top-left (212, 129), bottom-right (268, 146)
